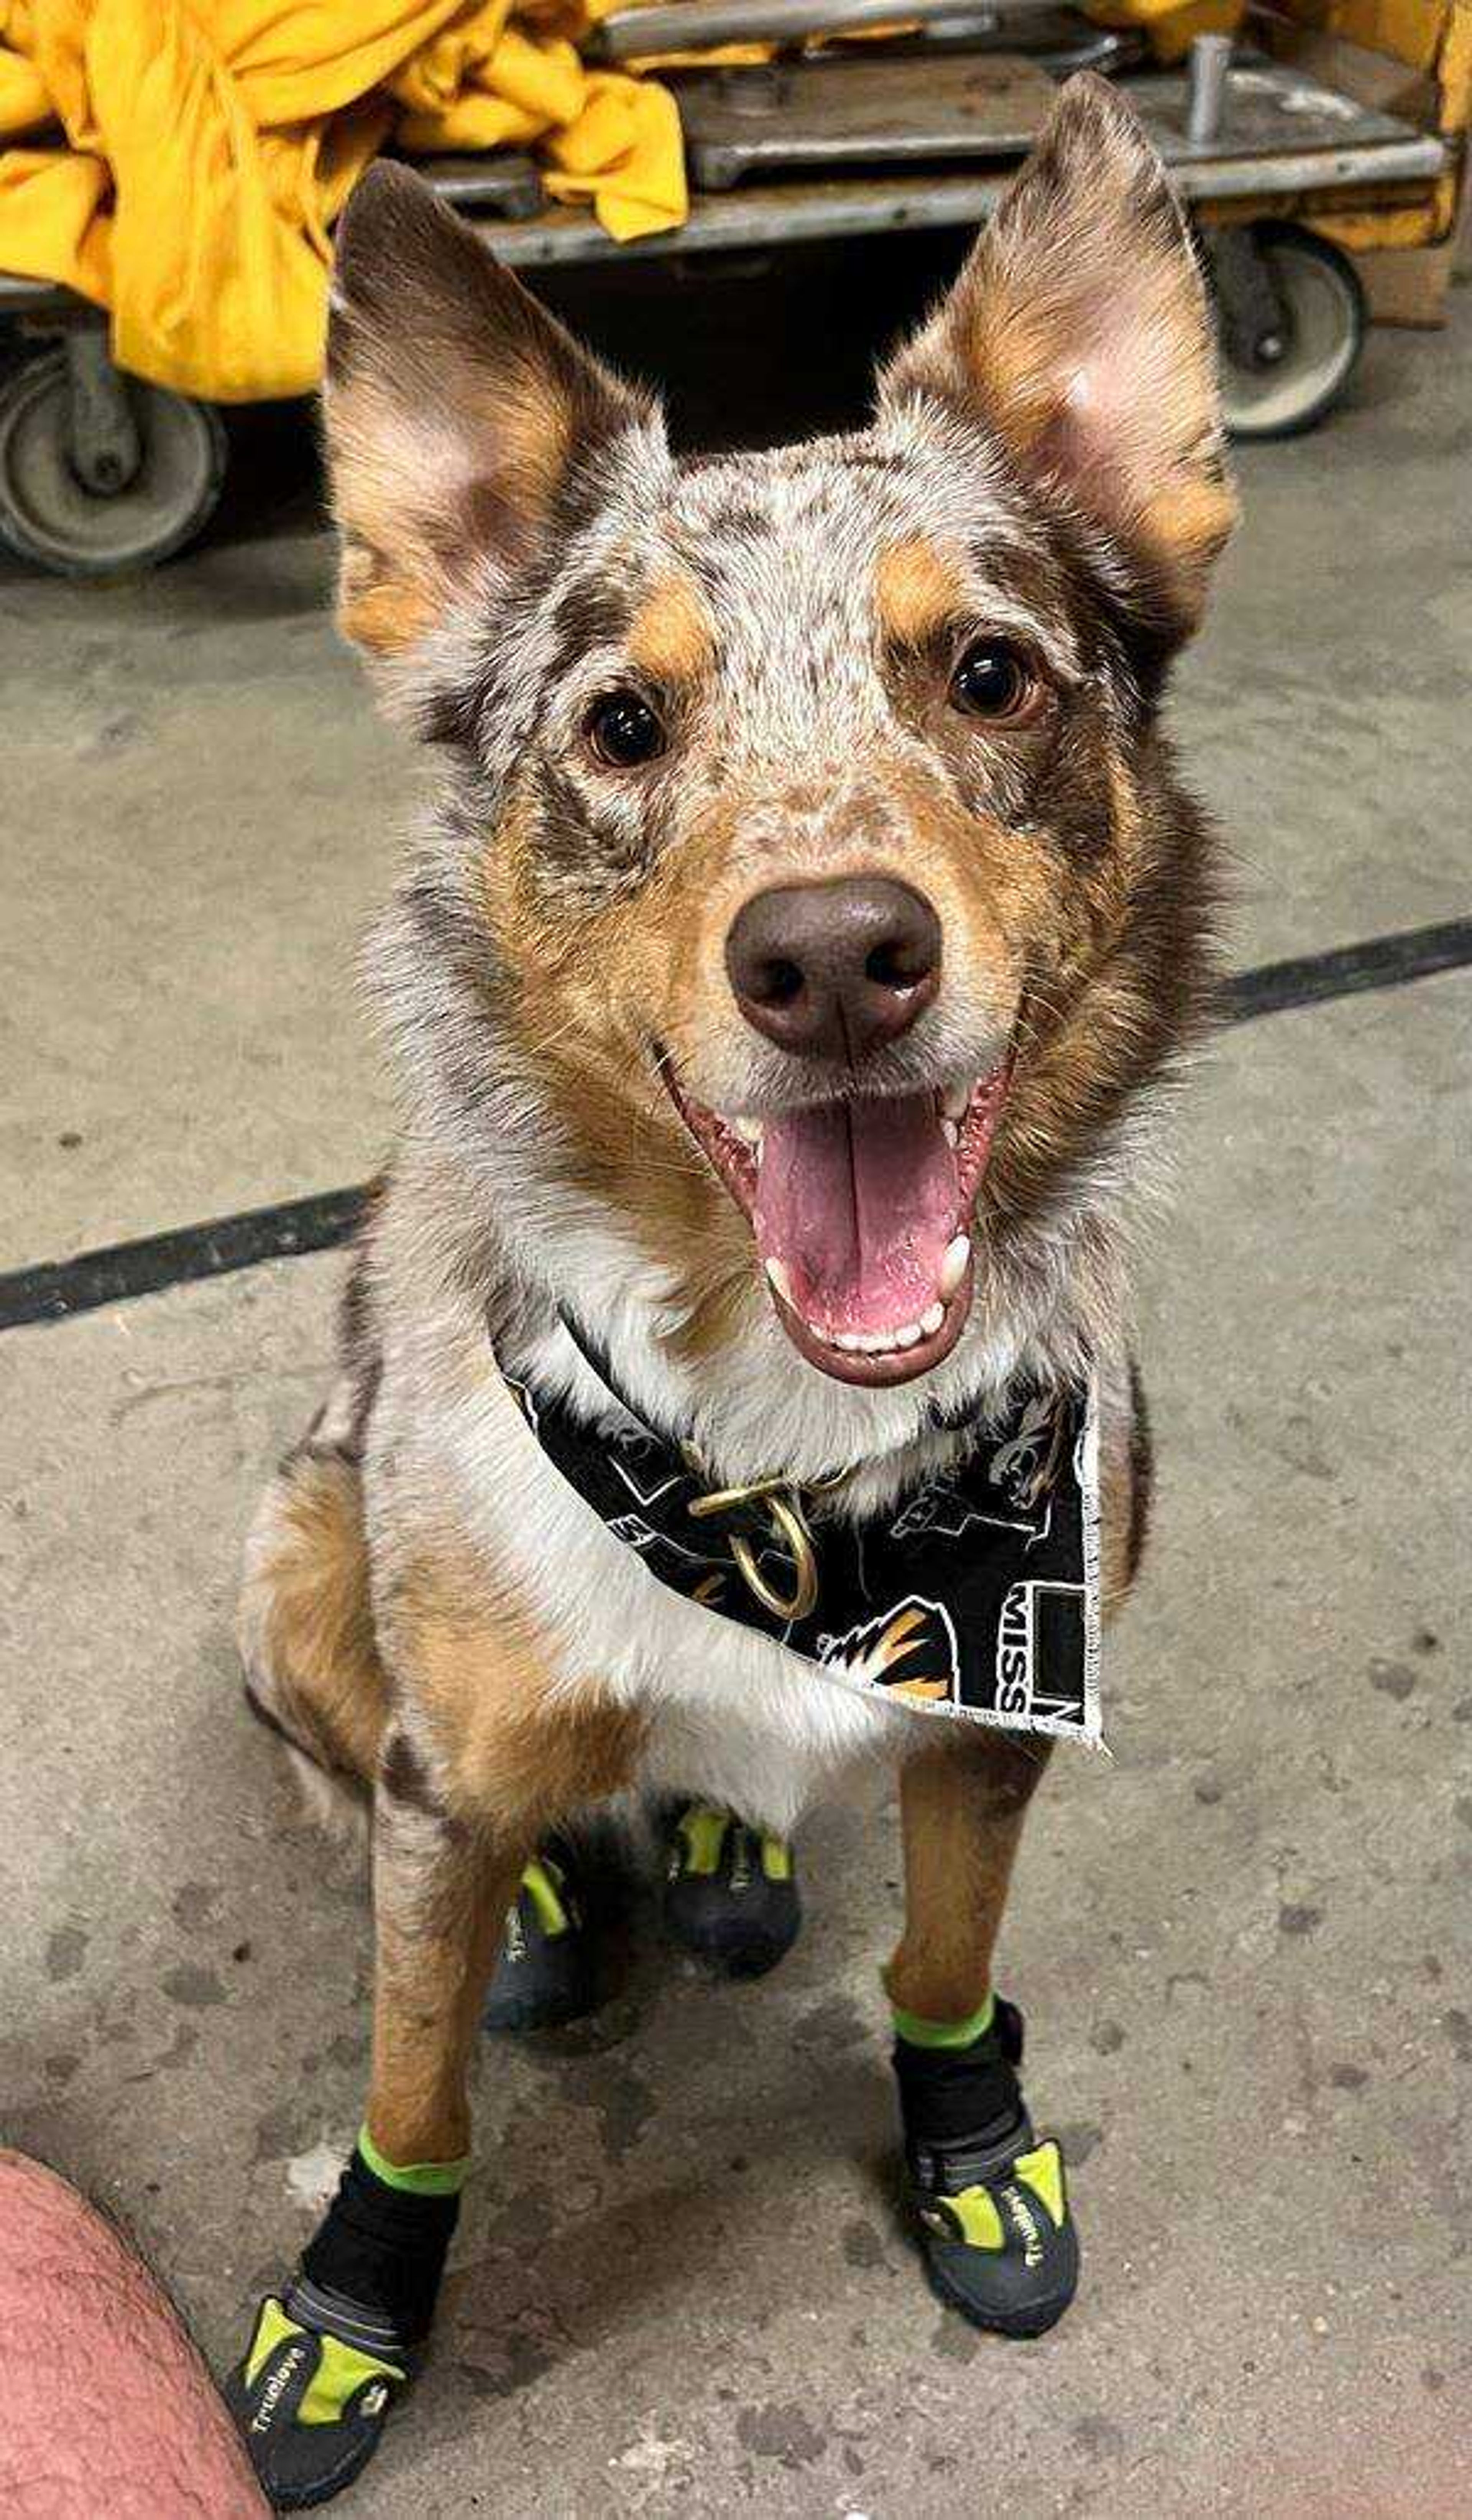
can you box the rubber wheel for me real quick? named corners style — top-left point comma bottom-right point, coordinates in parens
top-left (1214, 224), bottom-right (1367, 442)
top-left (0, 350), bottom-right (226, 575)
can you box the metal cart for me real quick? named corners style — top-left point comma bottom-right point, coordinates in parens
top-left (0, 0), bottom-right (1462, 574)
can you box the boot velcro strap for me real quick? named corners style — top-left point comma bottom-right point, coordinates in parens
top-left (907, 2108), bottom-right (1036, 2199)
top-left (286, 2277), bottom-right (411, 2366)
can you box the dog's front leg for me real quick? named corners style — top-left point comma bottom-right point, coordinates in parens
top-left (883, 1730), bottom-right (1078, 2338)
top-left (227, 1726), bottom-right (530, 2509)
top-left (227, 1499), bottom-right (646, 2508)
top-left (886, 1730), bottom-right (1048, 2027)
top-left (364, 1738), bottom-right (521, 2171)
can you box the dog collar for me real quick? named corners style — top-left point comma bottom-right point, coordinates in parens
top-left (497, 1315), bottom-right (1102, 1746)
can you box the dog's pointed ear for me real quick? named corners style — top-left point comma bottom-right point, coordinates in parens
top-left (324, 162), bottom-right (661, 660)
top-left (879, 74), bottom-right (1234, 632)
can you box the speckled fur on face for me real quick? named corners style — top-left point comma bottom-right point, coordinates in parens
top-left (442, 426), bottom-right (1091, 925)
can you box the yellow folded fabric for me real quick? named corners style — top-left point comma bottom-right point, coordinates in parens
top-left (0, 40), bottom-right (51, 133)
top-left (0, 0), bottom-right (686, 400)
top-left (543, 67), bottom-right (685, 237)
top-left (0, 144), bottom-right (109, 300)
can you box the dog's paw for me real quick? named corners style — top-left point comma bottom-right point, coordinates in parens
top-left (662, 1805), bottom-right (802, 1979)
top-left (894, 1997), bottom-right (1080, 2339)
top-left (483, 1845), bottom-right (598, 2033)
top-left (914, 2137), bottom-right (1079, 2339)
top-left (223, 2296), bottom-right (404, 2510)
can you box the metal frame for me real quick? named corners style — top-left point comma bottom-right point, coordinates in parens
top-left (674, 49), bottom-right (1437, 189)
top-left (465, 136), bottom-right (1447, 268)
top-left (591, 0), bottom-right (1058, 59)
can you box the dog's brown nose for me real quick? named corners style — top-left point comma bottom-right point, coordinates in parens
top-left (725, 876), bottom-right (941, 1061)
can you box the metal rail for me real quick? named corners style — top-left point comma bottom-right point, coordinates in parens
top-left (484, 134), bottom-right (1447, 265)
top-left (0, 124), bottom-right (1447, 304)
top-left (591, 0), bottom-right (1059, 58)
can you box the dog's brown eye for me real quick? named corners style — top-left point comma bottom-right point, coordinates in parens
top-left (950, 638), bottom-right (1035, 723)
top-left (585, 688), bottom-right (665, 769)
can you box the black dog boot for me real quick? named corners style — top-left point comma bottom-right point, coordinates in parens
top-left (662, 1803), bottom-right (802, 1978)
top-left (225, 2132), bottom-right (464, 2508)
top-left (483, 1844), bottom-right (596, 2033)
top-left (893, 1994), bottom-right (1079, 2339)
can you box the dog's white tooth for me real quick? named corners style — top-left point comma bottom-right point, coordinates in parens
top-left (765, 1257), bottom-right (793, 1307)
top-left (941, 1079), bottom-right (972, 1122)
top-left (940, 1118), bottom-right (959, 1149)
top-left (894, 1321), bottom-right (923, 1348)
top-left (733, 1117), bottom-right (763, 1146)
top-left (858, 1332), bottom-right (887, 1354)
top-left (938, 1234), bottom-right (971, 1299)
top-left (920, 1302), bottom-right (945, 1336)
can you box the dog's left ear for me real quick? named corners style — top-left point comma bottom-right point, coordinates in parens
top-left (879, 74), bottom-right (1235, 633)
top-left (324, 161), bottom-right (661, 669)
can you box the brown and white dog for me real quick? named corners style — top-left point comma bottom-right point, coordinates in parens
top-left (231, 74), bottom-right (1233, 2502)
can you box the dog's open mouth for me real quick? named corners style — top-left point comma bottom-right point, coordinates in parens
top-left (664, 1064), bottom-right (1009, 1386)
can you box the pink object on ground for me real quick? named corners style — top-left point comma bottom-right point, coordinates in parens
top-left (0, 2149), bottom-right (268, 2518)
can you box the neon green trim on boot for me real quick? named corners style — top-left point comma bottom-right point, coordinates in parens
top-left (1012, 2139), bottom-right (1067, 2229)
top-left (242, 2299), bottom-right (405, 2426)
top-left (890, 1992), bottom-right (996, 2050)
top-left (357, 2124), bottom-right (470, 2198)
top-left (931, 2187), bottom-right (1006, 2250)
top-left (675, 1805), bottom-right (730, 1877)
top-left (244, 2296), bottom-right (305, 2392)
top-left (521, 1855), bottom-right (570, 1937)
top-left (299, 2332), bottom-right (404, 2427)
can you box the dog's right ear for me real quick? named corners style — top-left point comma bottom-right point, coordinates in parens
top-left (878, 75), bottom-right (1234, 636)
top-left (325, 163), bottom-right (659, 662)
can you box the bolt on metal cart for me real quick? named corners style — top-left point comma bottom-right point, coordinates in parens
top-left (0, 0), bottom-right (1464, 573)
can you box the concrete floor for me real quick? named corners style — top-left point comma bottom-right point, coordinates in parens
top-left (1, 266), bottom-right (1470, 2518)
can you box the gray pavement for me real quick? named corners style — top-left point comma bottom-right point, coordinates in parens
top-left (1, 281), bottom-right (1470, 2518)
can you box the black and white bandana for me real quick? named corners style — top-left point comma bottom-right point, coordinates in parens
top-left (498, 1324), bottom-right (1102, 1748)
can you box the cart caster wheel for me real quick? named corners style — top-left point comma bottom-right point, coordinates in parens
top-left (1212, 222), bottom-right (1367, 442)
top-left (0, 349), bottom-right (226, 575)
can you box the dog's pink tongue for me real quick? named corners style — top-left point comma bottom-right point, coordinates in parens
top-left (754, 1093), bottom-right (958, 1336)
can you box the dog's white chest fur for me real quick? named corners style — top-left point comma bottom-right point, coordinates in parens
top-left (362, 1195), bottom-right (1125, 1835)
top-left (384, 1342), bottom-right (925, 1837)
